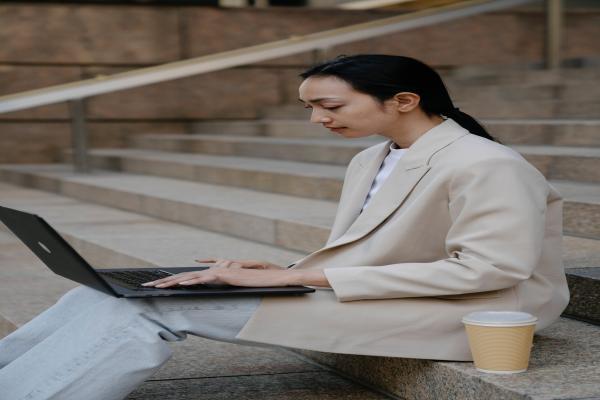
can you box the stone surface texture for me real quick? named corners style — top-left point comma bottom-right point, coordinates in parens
top-left (297, 318), bottom-right (600, 400)
top-left (1, 181), bottom-right (599, 399)
top-left (564, 267), bottom-right (600, 325)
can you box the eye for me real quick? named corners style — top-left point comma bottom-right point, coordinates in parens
top-left (303, 105), bottom-right (341, 110)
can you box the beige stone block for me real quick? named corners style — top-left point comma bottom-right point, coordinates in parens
top-left (61, 180), bottom-right (143, 213)
top-left (563, 236), bottom-right (600, 269)
top-left (487, 124), bottom-right (553, 146)
top-left (276, 220), bottom-right (329, 253)
top-left (551, 157), bottom-right (600, 184)
top-left (486, 123), bottom-right (600, 147)
top-left (0, 122), bottom-right (188, 164)
top-left (271, 175), bottom-right (342, 201)
top-left (564, 202), bottom-right (600, 239)
top-left (182, 8), bottom-right (384, 67)
top-left (174, 202), bottom-right (276, 245)
top-left (31, 173), bottom-right (63, 193)
top-left (86, 67), bottom-right (281, 119)
top-left (0, 123), bottom-right (71, 163)
top-left (455, 100), bottom-right (556, 119)
top-left (192, 139), bottom-right (236, 155)
top-left (0, 168), bottom-right (61, 193)
top-left (0, 4), bottom-right (180, 64)
top-left (521, 154), bottom-right (552, 178)
top-left (189, 121), bottom-right (263, 136)
top-left (123, 158), bottom-right (195, 181)
top-left (329, 11), bottom-right (544, 67)
top-left (88, 122), bottom-right (188, 149)
top-left (564, 13), bottom-right (600, 61)
top-left (0, 314), bottom-right (17, 339)
top-left (87, 153), bottom-right (121, 170)
top-left (552, 126), bottom-right (600, 147)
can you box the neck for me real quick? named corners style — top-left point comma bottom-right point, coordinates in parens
top-left (383, 113), bottom-right (445, 149)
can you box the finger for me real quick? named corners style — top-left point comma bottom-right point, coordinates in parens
top-left (179, 277), bottom-right (214, 285)
top-left (156, 275), bottom-right (205, 287)
top-left (214, 260), bottom-right (232, 269)
top-left (156, 270), bottom-right (216, 287)
top-left (142, 272), bottom-right (196, 286)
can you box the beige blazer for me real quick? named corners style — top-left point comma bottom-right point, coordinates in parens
top-left (236, 119), bottom-right (570, 361)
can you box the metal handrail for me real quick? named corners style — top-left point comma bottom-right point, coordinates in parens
top-left (0, 0), bottom-right (543, 171)
top-left (0, 0), bottom-right (536, 115)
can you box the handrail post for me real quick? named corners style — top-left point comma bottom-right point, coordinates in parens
top-left (68, 99), bottom-right (91, 173)
top-left (545, 0), bottom-right (563, 69)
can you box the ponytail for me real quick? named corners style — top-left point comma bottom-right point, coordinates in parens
top-left (299, 54), bottom-right (499, 143)
top-left (443, 108), bottom-right (499, 143)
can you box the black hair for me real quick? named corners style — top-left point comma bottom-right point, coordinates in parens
top-left (299, 54), bottom-right (497, 143)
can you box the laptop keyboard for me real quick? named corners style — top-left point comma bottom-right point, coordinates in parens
top-left (99, 269), bottom-right (211, 290)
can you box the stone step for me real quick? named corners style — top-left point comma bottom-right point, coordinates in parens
top-left (442, 65), bottom-right (600, 87)
top-left (2, 164), bottom-right (600, 244)
top-left (0, 164), bottom-right (335, 253)
top-left (550, 180), bottom-right (600, 239)
top-left (511, 145), bottom-right (600, 184)
top-left (0, 314), bottom-right (17, 338)
top-left (130, 134), bottom-right (377, 164)
top-left (74, 148), bottom-right (347, 201)
top-left (78, 143), bottom-right (600, 200)
top-left (1, 183), bottom-right (599, 400)
top-left (73, 149), bottom-right (345, 201)
top-left (189, 119), bottom-right (331, 138)
top-left (300, 315), bottom-right (600, 400)
top-left (484, 119), bottom-right (600, 147)
top-left (455, 99), bottom-right (600, 119)
top-left (187, 119), bottom-right (600, 147)
top-left (563, 267), bottom-right (600, 325)
top-left (446, 81), bottom-right (600, 103)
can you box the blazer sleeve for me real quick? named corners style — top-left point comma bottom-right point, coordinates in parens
top-left (323, 157), bottom-right (552, 302)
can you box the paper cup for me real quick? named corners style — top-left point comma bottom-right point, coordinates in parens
top-left (462, 311), bottom-right (537, 374)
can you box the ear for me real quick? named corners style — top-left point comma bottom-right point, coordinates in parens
top-left (392, 92), bottom-right (421, 112)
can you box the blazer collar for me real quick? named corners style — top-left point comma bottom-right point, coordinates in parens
top-left (317, 118), bottom-right (469, 255)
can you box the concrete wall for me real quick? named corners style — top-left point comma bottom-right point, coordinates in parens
top-left (1, 3), bottom-right (599, 162)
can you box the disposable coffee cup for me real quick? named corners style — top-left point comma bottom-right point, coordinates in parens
top-left (462, 311), bottom-right (537, 374)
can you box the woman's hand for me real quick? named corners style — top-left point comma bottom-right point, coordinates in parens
top-left (142, 267), bottom-right (299, 288)
top-left (195, 258), bottom-right (284, 270)
top-left (141, 259), bottom-right (331, 288)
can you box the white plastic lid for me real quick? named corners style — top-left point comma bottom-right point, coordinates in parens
top-left (462, 311), bottom-right (538, 327)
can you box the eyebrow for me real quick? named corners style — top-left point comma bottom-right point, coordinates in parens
top-left (298, 97), bottom-right (342, 103)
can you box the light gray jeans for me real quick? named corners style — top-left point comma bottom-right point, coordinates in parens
top-left (0, 285), bottom-right (264, 400)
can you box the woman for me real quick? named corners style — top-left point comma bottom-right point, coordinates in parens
top-left (0, 55), bottom-right (569, 399)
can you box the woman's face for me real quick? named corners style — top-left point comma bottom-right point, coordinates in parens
top-left (298, 76), bottom-right (399, 139)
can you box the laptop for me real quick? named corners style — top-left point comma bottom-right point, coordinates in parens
top-left (0, 205), bottom-right (315, 298)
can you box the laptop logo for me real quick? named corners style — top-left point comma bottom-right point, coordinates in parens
top-left (38, 241), bottom-right (51, 254)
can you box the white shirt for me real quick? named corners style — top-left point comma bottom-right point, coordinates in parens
top-left (361, 142), bottom-right (407, 211)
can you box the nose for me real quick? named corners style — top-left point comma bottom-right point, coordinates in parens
top-left (309, 109), bottom-right (332, 124)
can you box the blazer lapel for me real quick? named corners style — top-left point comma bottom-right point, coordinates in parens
top-left (319, 119), bottom-right (469, 254)
top-left (325, 164), bottom-right (430, 250)
top-left (326, 141), bottom-right (390, 244)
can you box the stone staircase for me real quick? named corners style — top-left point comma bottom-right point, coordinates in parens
top-left (1, 65), bottom-right (599, 399)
